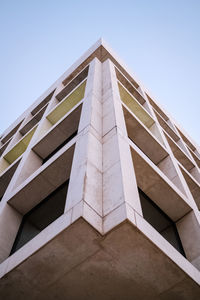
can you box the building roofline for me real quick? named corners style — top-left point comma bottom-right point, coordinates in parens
top-left (1, 39), bottom-right (199, 151)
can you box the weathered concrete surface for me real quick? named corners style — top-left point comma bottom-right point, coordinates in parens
top-left (0, 219), bottom-right (199, 300)
top-left (8, 144), bottom-right (75, 215)
top-left (1, 40), bottom-right (200, 300)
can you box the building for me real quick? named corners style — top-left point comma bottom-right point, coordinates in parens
top-left (0, 39), bottom-right (200, 299)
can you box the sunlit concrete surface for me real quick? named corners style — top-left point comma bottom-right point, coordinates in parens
top-left (0, 39), bottom-right (200, 299)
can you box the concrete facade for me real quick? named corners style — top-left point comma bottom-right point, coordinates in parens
top-left (0, 39), bottom-right (200, 299)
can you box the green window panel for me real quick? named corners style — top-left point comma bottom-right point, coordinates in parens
top-left (4, 126), bottom-right (37, 165)
top-left (47, 80), bottom-right (86, 125)
top-left (118, 82), bottom-right (154, 129)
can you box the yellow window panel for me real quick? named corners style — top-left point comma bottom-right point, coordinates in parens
top-left (47, 80), bottom-right (86, 125)
top-left (118, 82), bottom-right (154, 129)
top-left (4, 126), bottom-right (37, 165)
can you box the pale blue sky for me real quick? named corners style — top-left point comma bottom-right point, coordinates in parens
top-left (0, 0), bottom-right (200, 143)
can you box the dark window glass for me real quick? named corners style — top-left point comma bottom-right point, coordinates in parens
top-left (42, 130), bottom-right (77, 164)
top-left (10, 181), bottom-right (69, 255)
top-left (138, 188), bottom-right (186, 257)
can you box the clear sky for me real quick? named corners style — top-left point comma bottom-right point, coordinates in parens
top-left (0, 0), bottom-right (200, 144)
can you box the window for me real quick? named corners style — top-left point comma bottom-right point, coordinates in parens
top-left (42, 130), bottom-right (77, 164)
top-left (31, 90), bottom-right (55, 116)
top-left (138, 188), bottom-right (185, 257)
top-left (1, 120), bottom-right (24, 144)
top-left (10, 181), bottom-right (69, 255)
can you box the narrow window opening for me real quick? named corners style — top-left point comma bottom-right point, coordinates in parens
top-left (10, 180), bottom-right (69, 255)
top-left (42, 130), bottom-right (77, 164)
top-left (1, 120), bottom-right (24, 144)
top-left (138, 188), bottom-right (186, 257)
top-left (31, 90), bottom-right (55, 116)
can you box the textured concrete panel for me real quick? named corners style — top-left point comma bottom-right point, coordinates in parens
top-left (0, 40), bottom-right (200, 299)
top-left (0, 220), bottom-right (199, 299)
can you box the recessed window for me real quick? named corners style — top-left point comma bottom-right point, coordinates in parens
top-left (61, 65), bottom-right (89, 96)
top-left (1, 120), bottom-right (24, 144)
top-left (31, 90), bottom-right (55, 116)
top-left (138, 188), bottom-right (186, 257)
top-left (42, 130), bottom-right (77, 164)
top-left (10, 181), bottom-right (69, 255)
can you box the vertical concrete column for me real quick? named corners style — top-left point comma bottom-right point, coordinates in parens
top-left (2, 88), bottom-right (57, 194)
top-left (65, 58), bottom-right (103, 234)
top-left (0, 118), bottom-right (27, 175)
top-left (102, 59), bottom-right (142, 234)
top-left (0, 88), bottom-right (58, 261)
top-left (177, 210), bottom-right (200, 269)
top-left (0, 204), bottom-right (21, 263)
top-left (140, 87), bottom-right (200, 260)
top-left (139, 86), bottom-right (197, 209)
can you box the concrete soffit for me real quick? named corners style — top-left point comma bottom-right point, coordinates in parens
top-left (0, 38), bottom-right (200, 300)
